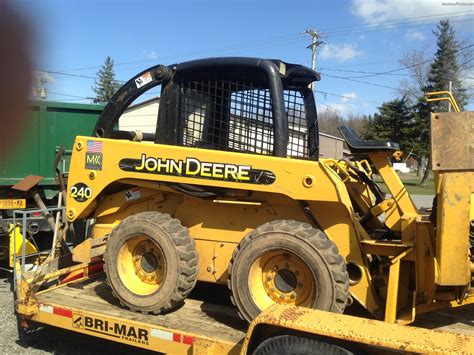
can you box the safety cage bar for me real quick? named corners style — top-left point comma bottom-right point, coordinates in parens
top-left (94, 57), bottom-right (320, 159)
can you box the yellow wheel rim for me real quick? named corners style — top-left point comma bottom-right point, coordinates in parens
top-left (117, 235), bottom-right (165, 296)
top-left (248, 250), bottom-right (315, 310)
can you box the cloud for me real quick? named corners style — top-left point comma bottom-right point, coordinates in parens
top-left (319, 43), bottom-right (362, 62)
top-left (406, 30), bottom-right (425, 41)
top-left (351, 0), bottom-right (473, 24)
top-left (145, 50), bottom-right (158, 60)
top-left (341, 92), bottom-right (357, 102)
top-left (320, 102), bottom-right (356, 117)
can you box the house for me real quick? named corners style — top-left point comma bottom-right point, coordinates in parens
top-left (120, 97), bottom-right (346, 159)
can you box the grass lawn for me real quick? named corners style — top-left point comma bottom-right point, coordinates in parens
top-left (374, 172), bottom-right (435, 195)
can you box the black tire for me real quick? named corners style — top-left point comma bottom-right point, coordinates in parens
top-left (228, 220), bottom-right (349, 322)
top-left (253, 335), bottom-right (354, 355)
top-left (104, 211), bottom-right (198, 314)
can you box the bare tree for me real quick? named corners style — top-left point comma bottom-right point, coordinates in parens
top-left (318, 108), bottom-right (343, 137)
top-left (398, 45), bottom-right (431, 103)
top-left (318, 108), bottom-right (369, 138)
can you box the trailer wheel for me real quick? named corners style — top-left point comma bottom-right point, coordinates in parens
top-left (104, 212), bottom-right (198, 314)
top-left (229, 220), bottom-right (349, 322)
top-left (253, 335), bottom-right (353, 355)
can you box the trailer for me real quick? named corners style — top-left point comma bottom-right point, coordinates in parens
top-left (15, 271), bottom-right (474, 354)
top-left (13, 210), bottom-right (474, 354)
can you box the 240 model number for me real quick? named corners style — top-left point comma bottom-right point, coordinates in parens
top-left (70, 183), bottom-right (92, 202)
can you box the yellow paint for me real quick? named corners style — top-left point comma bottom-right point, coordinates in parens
top-left (63, 112), bottom-right (473, 324)
top-left (9, 224), bottom-right (37, 268)
top-left (244, 304), bottom-right (474, 354)
top-left (435, 171), bottom-right (472, 285)
top-left (425, 91), bottom-right (461, 112)
top-left (31, 304), bottom-right (240, 354)
top-left (0, 198), bottom-right (26, 209)
top-left (249, 250), bottom-right (314, 309)
top-left (117, 235), bottom-right (165, 296)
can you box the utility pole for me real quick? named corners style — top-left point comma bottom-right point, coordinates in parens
top-left (33, 72), bottom-right (48, 100)
top-left (304, 29), bottom-right (326, 91)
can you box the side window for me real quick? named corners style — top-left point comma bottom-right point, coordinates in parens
top-left (180, 88), bottom-right (212, 147)
top-left (285, 90), bottom-right (308, 158)
top-left (118, 85), bottom-right (161, 138)
top-left (177, 79), bottom-right (309, 158)
top-left (229, 89), bottom-right (274, 155)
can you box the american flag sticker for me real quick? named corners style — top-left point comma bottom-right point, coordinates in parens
top-left (87, 140), bottom-right (103, 153)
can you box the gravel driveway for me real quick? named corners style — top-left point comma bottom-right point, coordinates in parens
top-left (0, 269), bottom-right (153, 354)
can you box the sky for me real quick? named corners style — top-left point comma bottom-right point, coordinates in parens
top-left (12, 0), bottom-right (474, 116)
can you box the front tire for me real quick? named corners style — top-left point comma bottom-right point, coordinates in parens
top-left (229, 220), bottom-right (349, 322)
top-left (104, 212), bottom-right (198, 314)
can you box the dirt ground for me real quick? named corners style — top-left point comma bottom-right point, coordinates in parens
top-left (0, 269), bottom-right (153, 354)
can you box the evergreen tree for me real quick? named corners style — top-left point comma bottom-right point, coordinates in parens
top-left (362, 98), bottom-right (414, 153)
top-left (426, 20), bottom-right (468, 110)
top-left (92, 56), bottom-right (121, 104)
top-left (414, 20), bottom-right (469, 184)
top-left (411, 99), bottom-right (432, 183)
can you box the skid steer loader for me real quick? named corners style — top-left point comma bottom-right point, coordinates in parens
top-left (65, 57), bottom-right (474, 324)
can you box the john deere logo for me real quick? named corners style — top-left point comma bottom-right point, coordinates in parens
top-left (119, 154), bottom-right (276, 185)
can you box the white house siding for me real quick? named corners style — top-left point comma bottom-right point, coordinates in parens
top-left (119, 97), bottom-right (345, 159)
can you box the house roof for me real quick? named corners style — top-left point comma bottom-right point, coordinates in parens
top-left (125, 96), bottom-right (160, 111)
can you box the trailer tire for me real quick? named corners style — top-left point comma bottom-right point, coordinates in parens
top-left (104, 212), bottom-right (198, 314)
top-left (253, 335), bottom-right (353, 355)
top-left (229, 220), bottom-right (349, 322)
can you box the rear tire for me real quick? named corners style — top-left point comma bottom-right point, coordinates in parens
top-left (253, 335), bottom-right (353, 355)
top-left (104, 212), bottom-right (198, 314)
top-left (229, 220), bottom-right (349, 322)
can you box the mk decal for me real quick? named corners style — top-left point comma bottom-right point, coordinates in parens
top-left (119, 155), bottom-right (276, 185)
top-left (85, 153), bottom-right (103, 171)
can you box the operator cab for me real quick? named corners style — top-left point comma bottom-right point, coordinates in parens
top-left (94, 57), bottom-right (320, 159)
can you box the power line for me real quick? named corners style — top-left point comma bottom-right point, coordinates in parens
top-left (38, 69), bottom-right (125, 83)
top-left (36, 12), bottom-right (473, 105)
top-left (314, 90), bottom-right (381, 105)
top-left (51, 11), bottom-right (474, 75)
top-left (321, 44), bottom-right (474, 80)
top-left (318, 11), bottom-right (473, 37)
top-left (326, 14), bottom-right (474, 38)
top-left (321, 72), bottom-right (402, 91)
top-left (48, 91), bottom-right (91, 99)
top-left (113, 16), bottom-right (474, 74)
top-left (319, 67), bottom-right (411, 77)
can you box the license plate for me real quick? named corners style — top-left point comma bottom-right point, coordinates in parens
top-left (0, 199), bottom-right (26, 209)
